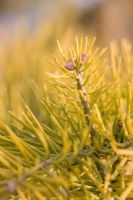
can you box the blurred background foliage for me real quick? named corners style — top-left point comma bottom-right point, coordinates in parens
top-left (0, 0), bottom-right (133, 42)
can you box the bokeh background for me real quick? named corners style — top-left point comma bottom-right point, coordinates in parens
top-left (0, 0), bottom-right (133, 43)
top-left (0, 0), bottom-right (133, 121)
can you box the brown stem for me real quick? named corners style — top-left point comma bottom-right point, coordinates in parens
top-left (75, 68), bottom-right (97, 143)
top-left (6, 148), bottom-right (93, 192)
top-left (75, 68), bottom-right (91, 127)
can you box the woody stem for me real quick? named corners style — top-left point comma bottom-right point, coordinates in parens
top-left (75, 68), bottom-right (91, 128)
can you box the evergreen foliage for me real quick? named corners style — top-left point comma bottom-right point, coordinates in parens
top-left (0, 35), bottom-right (133, 199)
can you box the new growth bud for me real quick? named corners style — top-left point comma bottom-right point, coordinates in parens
top-left (64, 60), bottom-right (75, 71)
top-left (6, 182), bottom-right (16, 193)
top-left (81, 53), bottom-right (88, 63)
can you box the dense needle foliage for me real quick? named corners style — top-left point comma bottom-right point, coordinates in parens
top-left (0, 34), bottom-right (133, 200)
